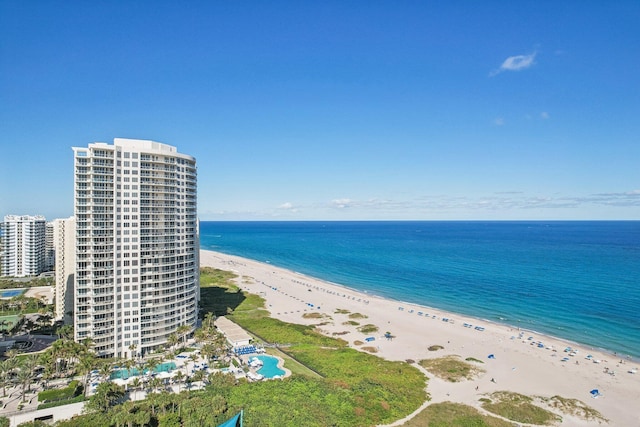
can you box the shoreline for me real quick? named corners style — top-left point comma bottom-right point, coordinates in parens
top-left (200, 249), bottom-right (640, 426)
top-left (266, 265), bottom-right (636, 364)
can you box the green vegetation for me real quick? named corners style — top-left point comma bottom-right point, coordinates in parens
top-left (357, 324), bottom-right (379, 334)
top-left (0, 315), bottom-right (21, 332)
top-left (0, 296), bottom-right (49, 317)
top-left (266, 347), bottom-right (321, 378)
top-left (544, 395), bottom-right (607, 423)
top-left (198, 267), bottom-right (246, 315)
top-left (38, 380), bottom-right (81, 403)
top-left (481, 391), bottom-right (562, 425)
top-left (402, 402), bottom-right (516, 427)
top-left (428, 345), bottom-right (444, 351)
top-left (199, 266), bottom-right (239, 288)
top-left (302, 312), bottom-right (326, 319)
top-left (466, 357), bottom-right (484, 363)
top-left (0, 276), bottom-right (54, 289)
top-left (348, 312), bottom-right (367, 319)
top-left (41, 267), bottom-right (429, 426)
top-left (335, 308), bottom-right (350, 314)
top-left (224, 277), bottom-right (428, 425)
top-left (37, 394), bottom-right (85, 410)
top-left (343, 320), bottom-right (360, 326)
top-left (419, 356), bottom-right (485, 382)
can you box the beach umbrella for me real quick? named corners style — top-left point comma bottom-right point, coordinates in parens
top-left (488, 354), bottom-right (495, 359)
top-left (590, 389), bottom-right (599, 396)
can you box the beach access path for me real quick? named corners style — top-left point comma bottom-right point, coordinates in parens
top-left (201, 249), bottom-right (640, 427)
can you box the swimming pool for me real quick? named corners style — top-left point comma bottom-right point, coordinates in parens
top-left (0, 289), bottom-right (25, 298)
top-left (256, 355), bottom-right (285, 379)
top-left (110, 361), bottom-right (177, 379)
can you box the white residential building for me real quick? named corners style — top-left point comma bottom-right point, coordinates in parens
top-left (72, 138), bottom-right (199, 358)
top-left (53, 217), bottom-right (76, 323)
top-left (1, 215), bottom-right (47, 277)
top-left (45, 221), bottom-right (55, 271)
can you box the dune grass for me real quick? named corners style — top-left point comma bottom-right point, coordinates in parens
top-left (357, 324), bottom-right (379, 334)
top-left (419, 355), bottom-right (485, 382)
top-left (302, 312), bottom-right (326, 319)
top-left (481, 391), bottom-right (562, 425)
top-left (543, 395), bottom-right (607, 423)
top-left (223, 283), bottom-right (427, 426)
top-left (402, 402), bottom-right (516, 427)
top-left (348, 312), bottom-right (368, 319)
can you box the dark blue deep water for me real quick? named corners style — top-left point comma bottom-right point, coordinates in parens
top-left (200, 221), bottom-right (640, 358)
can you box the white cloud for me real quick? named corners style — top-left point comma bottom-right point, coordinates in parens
top-left (278, 202), bottom-right (298, 212)
top-left (331, 198), bottom-right (354, 209)
top-left (494, 117), bottom-right (505, 126)
top-left (540, 111), bottom-right (550, 119)
top-left (490, 52), bottom-right (537, 76)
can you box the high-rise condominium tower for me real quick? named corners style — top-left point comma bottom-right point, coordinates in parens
top-left (1, 215), bottom-right (46, 277)
top-left (72, 138), bottom-right (199, 358)
top-left (53, 217), bottom-right (75, 323)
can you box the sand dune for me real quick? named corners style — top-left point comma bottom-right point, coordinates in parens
top-left (201, 249), bottom-right (640, 426)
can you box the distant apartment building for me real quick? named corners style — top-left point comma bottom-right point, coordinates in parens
top-left (53, 217), bottom-right (76, 324)
top-left (1, 215), bottom-right (47, 277)
top-left (45, 221), bottom-right (55, 272)
top-left (72, 138), bottom-right (199, 358)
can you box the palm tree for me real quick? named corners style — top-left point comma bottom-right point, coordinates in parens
top-left (189, 353), bottom-right (199, 366)
top-left (204, 312), bottom-right (216, 331)
top-left (111, 401), bottom-right (131, 427)
top-left (130, 377), bottom-right (141, 401)
top-left (200, 343), bottom-right (215, 364)
top-left (172, 370), bottom-right (184, 393)
top-left (191, 369), bottom-right (205, 388)
top-left (22, 354), bottom-right (39, 390)
top-left (128, 343), bottom-right (138, 360)
top-left (167, 333), bottom-right (179, 352)
top-left (55, 324), bottom-right (74, 340)
top-left (78, 353), bottom-right (97, 397)
top-left (176, 324), bottom-right (191, 346)
top-left (16, 364), bottom-right (32, 402)
top-left (81, 336), bottom-right (95, 353)
top-left (193, 328), bottom-right (207, 346)
top-left (0, 360), bottom-right (9, 397)
top-left (134, 403), bottom-right (152, 427)
top-left (87, 381), bottom-right (125, 413)
top-left (100, 363), bottom-right (113, 383)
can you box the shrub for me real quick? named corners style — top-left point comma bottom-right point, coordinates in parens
top-left (356, 324), bottom-right (379, 334)
top-left (481, 391), bottom-right (562, 425)
top-left (348, 313), bottom-right (367, 319)
top-left (37, 394), bottom-right (85, 410)
top-left (38, 380), bottom-right (81, 403)
top-left (419, 356), bottom-right (484, 382)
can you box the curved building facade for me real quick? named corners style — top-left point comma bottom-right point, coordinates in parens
top-left (73, 138), bottom-right (198, 358)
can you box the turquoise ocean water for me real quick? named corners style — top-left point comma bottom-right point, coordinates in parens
top-left (200, 221), bottom-right (640, 359)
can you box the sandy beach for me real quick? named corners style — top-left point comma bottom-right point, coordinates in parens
top-left (201, 249), bottom-right (640, 426)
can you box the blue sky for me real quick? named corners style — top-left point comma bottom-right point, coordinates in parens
top-left (1, 1), bottom-right (639, 220)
